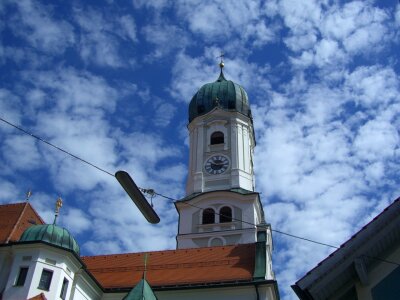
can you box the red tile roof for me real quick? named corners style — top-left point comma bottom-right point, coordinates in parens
top-left (82, 243), bottom-right (256, 289)
top-left (28, 293), bottom-right (47, 300)
top-left (0, 202), bottom-right (45, 244)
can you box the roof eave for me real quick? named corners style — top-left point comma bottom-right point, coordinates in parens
top-left (295, 197), bottom-right (400, 297)
top-left (103, 279), bottom-right (278, 293)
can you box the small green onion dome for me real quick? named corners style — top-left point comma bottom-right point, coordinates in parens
top-left (188, 70), bottom-right (252, 123)
top-left (19, 224), bottom-right (80, 255)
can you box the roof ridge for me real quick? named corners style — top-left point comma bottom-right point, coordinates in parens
top-left (6, 202), bottom-right (29, 243)
top-left (0, 202), bottom-right (26, 207)
top-left (82, 243), bottom-right (254, 259)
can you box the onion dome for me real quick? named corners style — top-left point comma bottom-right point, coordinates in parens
top-left (19, 224), bottom-right (80, 255)
top-left (188, 65), bottom-right (252, 123)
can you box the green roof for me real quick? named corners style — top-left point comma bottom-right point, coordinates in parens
top-left (19, 224), bottom-right (80, 255)
top-left (188, 70), bottom-right (252, 123)
top-left (124, 279), bottom-right (157, 300)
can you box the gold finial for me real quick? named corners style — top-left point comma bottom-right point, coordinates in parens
top-left (26, 190), bottom-right (32, 201)
top-left (55, 197), bottom-right (63, 213)
top-left (53, 197), bottom-right (63, 225)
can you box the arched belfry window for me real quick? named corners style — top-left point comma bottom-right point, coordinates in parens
top-left (219, 206), bottom-right (232, 223)
top-left (210, 131), bottom-right (224, 145)
top-left (202, 208), bottom-right (215, 224)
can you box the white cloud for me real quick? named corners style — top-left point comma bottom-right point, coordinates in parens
top-left (132, 0), bottom-right (169, 10)
top-left (396, 4), bottom-right (400, 27)
top-left (314, 39), bottom-right (346, 67)
top-left (343, 22), bottom-right (387, 54)
top-left (282, 1), bottom-right (392, 71)
top-left (253, 60), bottom-right (400, 298)
top-left (81, 185), bottom-right (177, 254)
top-left (364, 161), bottom-right (384, 185)
top-left (2, 135), bottom-right (42, 171)
top-left (22, 68), bottom-right (118, 115)
top-left (142, 24), bottom-right (189, 61)
top-left (61, 208), bottom-right (92, 235)
top-left (118, 15), bottom-right (137, 42)
top-left (0, 89), bottom-right (22, 126)
top-left (175, 0), bottom-right (277, 46)
top-left (74, 7), bottom-right (137, 67)
top-left (154, 103), bottom-right (177, 127)
top-left (278, 0), bottom-right (322, 35)
top-left (156, 164), bottom-right (186, 183)
top-left (344, 66), bottom-right (399, 108)
top-left (354, 119), bottom-right (399, 161)
top-left (0, 181), bottom-right (19, 204)
top-left (8, 0), bottom-right (74, 54)
top-left (284, 32), bottom-right (317, 52)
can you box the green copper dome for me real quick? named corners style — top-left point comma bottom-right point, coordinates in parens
top-left (19, 224), bottom-right (80, 255)
top-left (188, 70), bottom-right (252, 123)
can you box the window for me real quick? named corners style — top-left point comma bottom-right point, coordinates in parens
top-left (15, 267), bottom-right (29, 286)
top-left (220, 206), bottom-right (232, 223)
top-left (60, 278), bottom-right (69, 300)
top-left (38, 269), bottom-right (53, 291)
top-left (210, 131), bottom-right (224, 145)
top-left (202, 208), bottom-right (215, 224)
top-left (209, 237), bottom-right (224, 247)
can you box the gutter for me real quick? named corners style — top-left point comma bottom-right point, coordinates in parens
top-left (291, 284), bottom-right (313, 300)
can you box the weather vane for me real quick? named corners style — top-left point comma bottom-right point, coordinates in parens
top-left (216, 51), bottom-right (225, 69)
top-left (26, 190), bottom-right (32, 201)
top-left (53, 197), bottom-right (63, 225)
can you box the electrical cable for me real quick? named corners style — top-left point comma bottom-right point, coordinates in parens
top-left (149, 190), bottom-right (340, 249)
top-left (0, 117), bottom-right (114, 177)
top-left (1, 116), bottom-right (399, 266)
top-left (149, 190), bottom-right (400, 266)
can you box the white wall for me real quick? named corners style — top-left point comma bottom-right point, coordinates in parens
top-left (100, 284), bottom-right (278, 300)
top-left (156, 284), bottom-right (276, 300)
top-left (0, 247), bottom-right (13, 295)
top-left (186, 109), bottom-right (255, 195)
top-left (0, 243), bottom-right (102, 300)
top-left (176, 191), bottom-right (262, 249)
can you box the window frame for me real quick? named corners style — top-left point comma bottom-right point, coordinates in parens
top-left (15, 267), bottom-right (29, 286)
top-left (60, 277), bottom-right (69, 300)
top-left (38, 269), bottom-right (53, 291)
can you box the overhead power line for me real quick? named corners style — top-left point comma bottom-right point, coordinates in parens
top-left (0, 117), bottom-right (114, 177)
top-left (1, 116), bottom-right (399, 266)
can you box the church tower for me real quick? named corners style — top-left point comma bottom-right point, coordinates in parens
top-left (175, 61), bottom-right (273, 277)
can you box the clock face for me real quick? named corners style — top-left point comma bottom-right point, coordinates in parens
top-left (205, 155), bottom-right (229, 175)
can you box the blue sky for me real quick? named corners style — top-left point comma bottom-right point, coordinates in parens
top-left (1, 0), bottom-right (400, 299)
